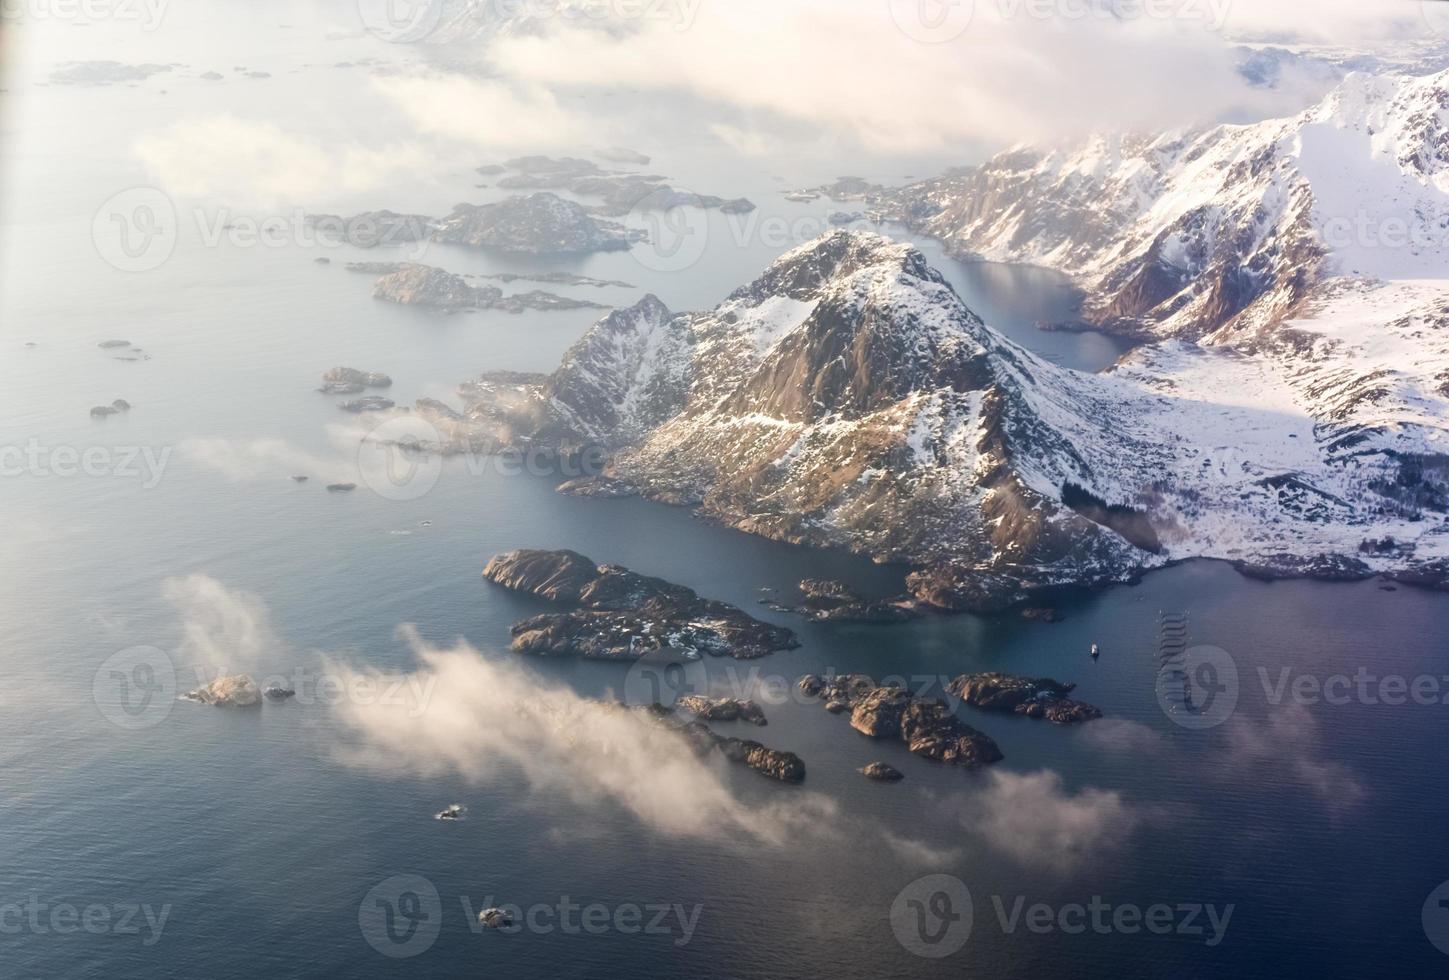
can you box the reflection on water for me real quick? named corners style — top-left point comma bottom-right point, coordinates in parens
top-left (890, 228), bottom-right (1135, 374)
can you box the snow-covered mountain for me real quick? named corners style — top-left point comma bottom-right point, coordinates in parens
top-left (883, 69), bottom-right (1449, 345)
top-left (426, 228), bottom-right (1449, 609)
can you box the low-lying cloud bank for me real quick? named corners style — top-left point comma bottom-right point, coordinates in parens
top-left (326, 626), bottom-right (840, 844)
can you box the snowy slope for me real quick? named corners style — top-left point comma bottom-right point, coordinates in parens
top-left (885, 69), bottom-right (1449, 348)
top-left (440, 229), bottom-right (1449, 605)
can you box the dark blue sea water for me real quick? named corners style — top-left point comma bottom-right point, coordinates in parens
top-left (3, 10), bottom-right (1449, 979)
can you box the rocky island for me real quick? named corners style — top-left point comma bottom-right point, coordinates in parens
top-left (946, 673), bottom-right (1102, 724)
top-left (675, 695), bottom-right (768, 726)
top-left (799, 674), bottom-right (1004, 769)
top-left (367, 263), bottom-right (609, 314)
top-left (319, 367), bottom-right (392, 395)
top-left (183, 674), bottom-right (262, 707)
top-left (432, 192), bottom-right (642, 253)
top-left (483, 549), bottom-right (798, 660)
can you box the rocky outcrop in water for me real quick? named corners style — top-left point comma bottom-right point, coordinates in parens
top-left (484, 549), bottom-right (798, 660)
top-left (859, 761), bottom-right (904, 781)
top-left (799, 674), bottom-right (1003, 769)
top-left (946, 673), bottom-right (1102, 724)
top-left (432, 192), bottom-right (641, 253)
top-left (90, 399), bottom-right (132, 418)
top-left (319, 367), bottom-right (392, 395)
top-left (184, 674), bottom-right (262, 707)
top-left (369, 262), bottom-right (609, 314)
top-left (676, 695), bottom-right (768, 726)
top-left (339, 396), bottom-right (394, 413)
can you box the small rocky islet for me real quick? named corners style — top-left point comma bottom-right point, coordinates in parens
top-left (482, 548), bottom-right (798, 661)
top-left (318, 366), bottom-right (392, 396)
top-left (946, 672), bottom-right (1103, 724)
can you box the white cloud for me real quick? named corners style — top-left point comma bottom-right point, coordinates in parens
top-left (952, 769), bottom-right (1143, 869)
top-left (369, 73), bottom-right (600, 152)
top-left (480, 0), bottom-right (1376, 154)
top-left (326, 627), bottom-right (839, 844)
top-left (180, 432), bottom-right (358, 485)
top-left (133, 116), bottom-right (433, 207)
top-left (1079, 717), bottom-right (1167, 755)
top-left (162, 574), bottom-right (277, 675)
top-left (1228, 705), bottom-right (1366, 812)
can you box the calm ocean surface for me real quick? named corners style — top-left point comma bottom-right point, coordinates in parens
top-left (3, 10), bottom-right (1448, 978)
